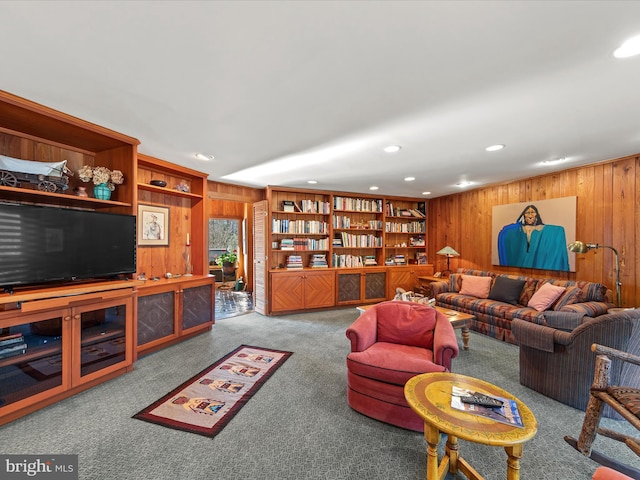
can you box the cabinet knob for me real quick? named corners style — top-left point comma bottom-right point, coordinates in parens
top-left (64, 315), bottom-right (72, 322)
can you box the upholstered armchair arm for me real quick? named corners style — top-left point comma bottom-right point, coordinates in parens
top-left (345, 309), bottom-right (378, 352)
top-left (432, 311), bottom-right (459, 371)
top-left (429, 280), bottom-right (450, 297)
top-left (512, 319), bottom-right (559, 353)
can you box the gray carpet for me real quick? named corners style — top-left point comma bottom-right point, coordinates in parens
top-left (0, 308), bottom-right (638, 479)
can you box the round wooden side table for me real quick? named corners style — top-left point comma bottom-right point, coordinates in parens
top-left (404, 372), bottom-right (537, 480)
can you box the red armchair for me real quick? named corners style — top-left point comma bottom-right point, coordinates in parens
top-left (346, 301), bottom-right (459, 431)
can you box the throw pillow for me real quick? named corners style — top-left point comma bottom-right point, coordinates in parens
top-left (528, 282), bottom-right (566, 311)
top-left (459, 275), bottom-right (492, 298)
top-left (488, 276), bottom-right (526, 305)
top-left (552, 286), bottom-right (583, 311)
top-left (543, 311), bottom-right (586, 331)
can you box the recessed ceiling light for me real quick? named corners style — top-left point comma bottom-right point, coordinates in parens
top-left (456, 181), bottom-right (473, 187)
top-left (404, 176), bottom-right (415, 182)
top-left (485, 144), bottom-right (505, 152)
top-left (542, 157), bottom-right (566, 166)
top-left (422, 191), bottom-right (431, 195)
top-left (384, 145), bottom-right (401, 153)
top-left (195, 153), bottom-right (214, 161)
top-left (614, 34), bottom-right (640, 58)
top-left (369, 186), bottom-right (379, 190)
top-left (307, 180), bottom-right (318, 184)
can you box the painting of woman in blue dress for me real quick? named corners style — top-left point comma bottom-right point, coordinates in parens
top-left (497, 204), bottom-right (570, 271)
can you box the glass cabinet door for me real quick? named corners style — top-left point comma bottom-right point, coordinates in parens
top-left (0, 312), bottom-right (68, 410)
top-left (74, 296), bottom-right (132, 382)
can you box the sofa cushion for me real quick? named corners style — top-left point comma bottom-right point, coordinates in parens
top-left (528, 283), bottom-right (565, 311)
top-left (543, 311), bottom-right (586, 331)
top-left (543, 279), bottom-right (608, 302)
top-left (552, 286), bottom-right (583, 311)
top-left (488, 276), bottom-right (526, 305)
top-left (459, 275), bottom-right (492, 298)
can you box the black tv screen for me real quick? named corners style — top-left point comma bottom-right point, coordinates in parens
top-left (0, 203), bottom-right (136, 289)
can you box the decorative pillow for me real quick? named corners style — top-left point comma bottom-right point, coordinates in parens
top-left (552, 286), bottom-right (583, 311)
top-left (528, 283), bottom-right (566, 311)
top-left (543, 311), bottom-right (586, 331)
top-left (459, 275), bottom-right (492, 299)
top-left (488, 276), bottom-right (526, 305)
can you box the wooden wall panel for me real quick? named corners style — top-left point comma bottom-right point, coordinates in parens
top-left (428, 154), bottom-right (640, 307)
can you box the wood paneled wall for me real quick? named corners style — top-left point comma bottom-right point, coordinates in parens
top-left (427, 154), bottom-right (639, 307)
top-left (207, 181), bottom-right (265, 290)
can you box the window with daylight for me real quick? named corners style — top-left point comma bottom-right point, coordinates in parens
top-left (209, 219), bottom-right (240, 265)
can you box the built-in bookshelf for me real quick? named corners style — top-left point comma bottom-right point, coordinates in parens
top-left (384, 199), bottom-right (427, 266)
top-left (267, 187), bottom-right (331, 270)
top-left (332, 194), bottom-right (384, 268)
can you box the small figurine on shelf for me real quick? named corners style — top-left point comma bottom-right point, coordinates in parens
top-left (175, 180), bottom-right (190, 193)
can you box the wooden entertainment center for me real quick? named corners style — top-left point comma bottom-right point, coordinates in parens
top-left (0, 90), bottom-right (214, 425)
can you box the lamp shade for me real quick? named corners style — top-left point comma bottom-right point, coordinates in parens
top-left (567, 241), bottom-right (590, 254)
top-left (437, 246), bottom-right (460, 257)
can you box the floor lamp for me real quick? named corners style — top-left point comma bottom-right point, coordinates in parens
top-left (567, 241), bottom-right (621, 307)
top-left (437, 246), bottom-right (460, 276)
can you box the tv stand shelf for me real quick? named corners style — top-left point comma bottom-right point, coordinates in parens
top-left (0, 280), bottom-right (140, 307)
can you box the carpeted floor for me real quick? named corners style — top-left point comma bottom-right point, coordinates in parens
top-left (0, 308), bottom-right (637, 479)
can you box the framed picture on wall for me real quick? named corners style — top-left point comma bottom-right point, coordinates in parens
top-left (138, 204), bottom-right (169, 246)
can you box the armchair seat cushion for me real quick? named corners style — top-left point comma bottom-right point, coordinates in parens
top-left (347, 342), bottom-right (443, 385)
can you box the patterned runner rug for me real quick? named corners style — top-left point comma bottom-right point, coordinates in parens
top-left (133, 345), bottom-right (292, 437)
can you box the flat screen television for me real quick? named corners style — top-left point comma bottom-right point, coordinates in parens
top-left (0, 202), bottom-right (136, 291)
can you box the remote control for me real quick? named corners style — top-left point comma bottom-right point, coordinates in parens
top-left (460, 392), bottom-right (504, 408)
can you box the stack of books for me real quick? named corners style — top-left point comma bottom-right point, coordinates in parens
top-left (280, 239), bottom-right (294, 250)
top-left (364, 255), bottom-right (377, 266)
top-left (309, 254), bottom-right (328, 268)
top-left (0, 332), bottom-right (27, 359)
top-left (285, 255), bottom-right (304, 269)
top-left (393, 254), bottom-right (406, 265)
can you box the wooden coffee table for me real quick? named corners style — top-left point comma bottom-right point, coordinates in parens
top-left (356, 304), bottom-right (474, 350)
top-left (405, 372), bottom-right (537, 480)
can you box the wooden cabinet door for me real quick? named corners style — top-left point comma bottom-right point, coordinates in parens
top-left (303, 271), bottom-right (335, 309)
top-left (387, 268), bottom-right (414, 299)
top-left (364, 271), bottom-right (386, 302)
top-left (270, 273), bottom-right (304, 313)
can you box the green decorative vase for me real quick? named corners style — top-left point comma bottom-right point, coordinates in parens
top-left (93, 183), bottom-right (111, 200)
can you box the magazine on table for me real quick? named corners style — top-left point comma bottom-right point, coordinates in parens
top-left (451, 386), bottom-right (524, 428)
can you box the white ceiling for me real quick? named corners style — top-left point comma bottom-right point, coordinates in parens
top-left (2, 1), bottom-right (640, 198)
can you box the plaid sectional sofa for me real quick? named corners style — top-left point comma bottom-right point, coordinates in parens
top-left (430, 268), bottom-right (613, 345)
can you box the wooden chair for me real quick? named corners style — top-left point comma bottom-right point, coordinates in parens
top-left (565, 343), bottom-right (640, 480)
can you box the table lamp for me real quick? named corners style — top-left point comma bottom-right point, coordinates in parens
top-left (567, 241), bottom-right (621, 307)
top-left (437, 246), bottom-right (460, 276)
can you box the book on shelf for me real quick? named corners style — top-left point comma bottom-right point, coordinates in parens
top-left (393, 254), bottom-right (406, 265)
top-left (332, 238), bottom-right (343, 247)
top-left (364, 255), bottom-right (378, 266)
top-left (285, 255), bottom-right (304, 269)
top-left (282, 200), bottom-right (296, 212)
top-left (279, 238), bottom-right (295, 250)
top-left (450, 386), bottom-right (524, 428)
top-left (309, 254), bottom-right (328, 268)
top-left (0, 332), bottom-right (24, 347)
top-left (0, 341), bottom-right (27, 359)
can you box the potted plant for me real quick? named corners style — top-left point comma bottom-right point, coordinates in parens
top-left (216, 250), bottom-right (238, 273)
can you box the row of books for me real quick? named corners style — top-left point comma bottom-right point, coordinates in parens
top-left (331, 254), bottom-right (378, 268)
top-left (279, 238), bottom-right (330, 250)
top-left (333, 197), bottom-right (384, 212)
top-left (385, 222), bottom-right (425, 233)
top-left (385, 202), bottom-right (426, 218)
top-left (0, 332), bottom-right (27, 360)
top-left (272, 219), bottom-right (329, 234)
top-left (281, 200), bottom-right (331, 214)
top-left (338, 232), bottom-right (383, 248)
top-left (333, 216), bottom-right (383, 230)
